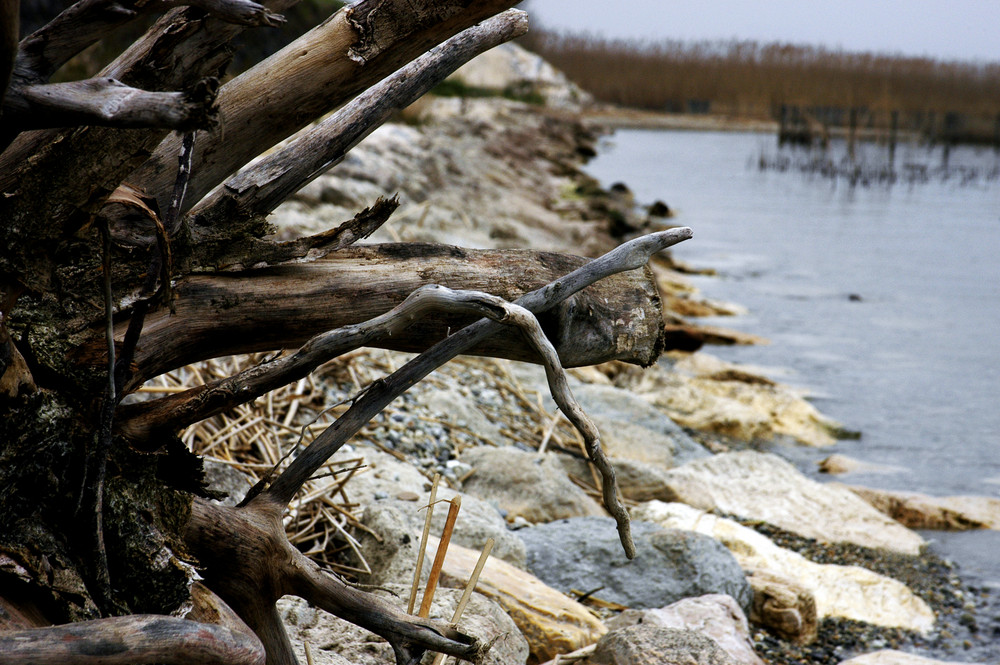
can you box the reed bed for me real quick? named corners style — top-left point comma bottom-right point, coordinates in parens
top-left (520, 30), bottom-right (1000, 138)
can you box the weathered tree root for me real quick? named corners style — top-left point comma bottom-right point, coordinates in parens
top-left (0, 614), bottom-right (265, 665)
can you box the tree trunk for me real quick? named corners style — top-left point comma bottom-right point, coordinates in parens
top-left (0, 2), bottom-right (692, 663)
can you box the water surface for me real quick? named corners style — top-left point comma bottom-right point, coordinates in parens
top-left (585, 128), bottom-right (1000, 590)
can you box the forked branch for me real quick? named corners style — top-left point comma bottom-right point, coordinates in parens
top-left (188, 9), bottom-right (528, 228)
top-left (259, 228), bottom-right (693, 526)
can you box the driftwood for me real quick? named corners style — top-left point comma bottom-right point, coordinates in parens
top-left (0, 1), bottom-right (693, 664)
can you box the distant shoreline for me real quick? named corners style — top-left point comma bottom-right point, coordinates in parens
top-left (580, 105), bottom-right (778, 133)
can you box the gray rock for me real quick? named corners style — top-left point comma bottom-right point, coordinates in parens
top-left (357, 495), bottom-right (526, 586)
top-left (572, 383), bottom-right (710, 466)
top-left (519, 517), bottom-right (752, 613)
top-left (459, 446), bottom-right (604, 523)
top-left (584, 623), bottom-right (735, 665)
top-left (608, 595), bottom-right (763, 665)
top-left (278, 586), bottom-right (528, 665)
top-left (202, 459), bottom-right (255, 507)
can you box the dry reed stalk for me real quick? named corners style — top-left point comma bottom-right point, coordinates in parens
top-left (538, 643), bottom-right (597, 665)
top-left (418, 496), bottom-right (461, 618)
top-left (409, 473), bottom-right (441, 614)
top-left (430, 537), bottom-right (494, 665)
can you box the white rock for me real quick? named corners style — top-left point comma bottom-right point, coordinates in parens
top-left (608, 595), bottom-right (763, 665)
top-left (660, 451), bottom-right (926, 555)
top-left (838, 650), bottom-right (985, 665)
top-left (631, 501), bottom-right (936, 633)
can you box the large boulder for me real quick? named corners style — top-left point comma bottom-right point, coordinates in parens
top-left (582, 623), bottom-right (736, 665)
top-left (837, 484), bottom-right (1000, 531)
top-left (632, 501), bottom-right (935, 633)
top-left (518, 517), bottom-right (752, 613)
top-left (449, 42), bottom-right (594, 109)
top-left (437, 538), bottom-right (607, 663)
top-left (608, 595), bottom-right (763, 665)
top-left (459, 446), bottom-right (605, 523)
top-left (657, 451), bottom-right (926, 555)
top-left (627, 352), bottom-right (847, 447)
top-left (278, 588), bottom-right (528, 665)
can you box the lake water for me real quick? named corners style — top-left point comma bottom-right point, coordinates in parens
top-left (585, 128), bottom-right (1000, 603)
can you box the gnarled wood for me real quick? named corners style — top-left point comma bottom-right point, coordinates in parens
top-left (81, 243), bottom-right (665, 392)
top-left (0, 614), bottom-right (265, 665)
top-left (188, 9), bottom-right (529, 229)
top-left (128, 0), bottom-right (522, 216)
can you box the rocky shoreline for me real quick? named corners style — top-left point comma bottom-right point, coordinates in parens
top-left (171, 43), bottom-right (1000, 665)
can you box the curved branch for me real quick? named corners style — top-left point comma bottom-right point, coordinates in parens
top-left (3, 77), bottom-right (218, 131)
top-left (0, 615), bottom-right (265, 665)
top-left (127, 0), bottom-right (521, 216)
top-left (117, 284), bottom-right (516, 441)
top-left (187, 9), bottom-right (528, 228)
top-left (76, 243), bottom-right (665, 391)
top-left (261, 228), bottom-right (692, 508)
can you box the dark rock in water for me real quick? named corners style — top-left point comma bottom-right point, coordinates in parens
top-left (588, 622), bottom-right (735, 665)
top-left (647, 200), bottom-right (673, 217)
top-left (519, 517), bottom-right (752, 613)
top-left (609, 182), bottom-right (633, 196)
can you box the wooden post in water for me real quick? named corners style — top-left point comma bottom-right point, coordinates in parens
top-left (848, 107), bottom-right (858, 163)
top-left (888, 110), bottom-right (899, 166)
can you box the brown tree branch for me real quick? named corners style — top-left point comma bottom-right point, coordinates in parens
top-left (260, 228), bottom-right (692, 508)
top-left (2, 77), bottom-right (218, 130)
top-left (83, 243), bottom-right (665, 393)
top-left (116, 283), bottom-right (529, 441)
top-left (187, 9), bottom-right (528, 229)
top-left (127, 0), bottom-right (522, 216)
top-left (0, 614), bottom-right (265, 665)
top-left (14, 0), bottom-right (282, 86)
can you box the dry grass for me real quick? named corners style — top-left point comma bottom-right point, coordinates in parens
top-left (138, 349), bottom-right (597, 576)
top-left (520, 31), bottom-right (1000, 139)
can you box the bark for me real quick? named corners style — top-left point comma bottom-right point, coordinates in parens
top-left (0, 0), bottom-right (15, 109)
top-left (74, 243), bottom-right (665, 393)
top-left (127, 0), bottom-right (522, 215)
top-left (188, 9), bottom-right (529, 228)
top-left (3, 76), bottom-right (219, 130)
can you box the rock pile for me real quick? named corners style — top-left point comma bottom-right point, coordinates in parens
top-left (176, 42), bottom-right (998, 665)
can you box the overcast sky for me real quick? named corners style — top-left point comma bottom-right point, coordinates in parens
top-left (522, 1), bottom-right (1000, 64)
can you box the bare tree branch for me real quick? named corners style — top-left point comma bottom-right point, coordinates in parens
top-left (128, 0), bottom-right (522, 216)
top-left (2, 77), bottom-right (218, 130)
top-left (188, 9), bottom-right (528, 229)
top-left (14, 0), bottom-right (282, 86)
top-left (117, 283), bottom-right (523, 440)
top-left (260, 228), bottom-right (692, 508)
top-left (83, 243), bottom-right (665, 393)
top-left (0, 614), bottom-right (265, 665)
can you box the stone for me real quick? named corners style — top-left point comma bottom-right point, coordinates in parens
top-left (202, 459), bottom-right (255, 507)
top-left (817, 454), bottom-right (902, 476)
top-left (838, 650), bottom-right (982, 665)
top-left (608, 595), bottom-right (763, 665)
top-left (436, 538), bottom-right (606, 663)
top-left (449, 42), bottom-right (594, 109)
top-left (278, 587), bottom-right (528, 665)
top-left (557, 454), bottom-right (686, 504)
top-left (518, 516), bottom-right (752, 613)
top-left (838, 484), bottom-right (1000, 530)
top-left (357, 494), bottom-right (526, 586)
top-left (459, 446), bottom-right (605, 524)
top-left (627, 352), bottom-right (846, 447)
top-left (505, 361), bottom-right (709, 466)
top-left (657, 451), bottom-right (926, 555)
top-left (631, 501), bottom-right (935, 633)
top-left (583, 623), bottom-right (735, 665)
top-left (745, 569), bottom-right (818, 645)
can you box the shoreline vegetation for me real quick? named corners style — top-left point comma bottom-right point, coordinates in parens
top-left (520, 30), bottom-right (1000, 146)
